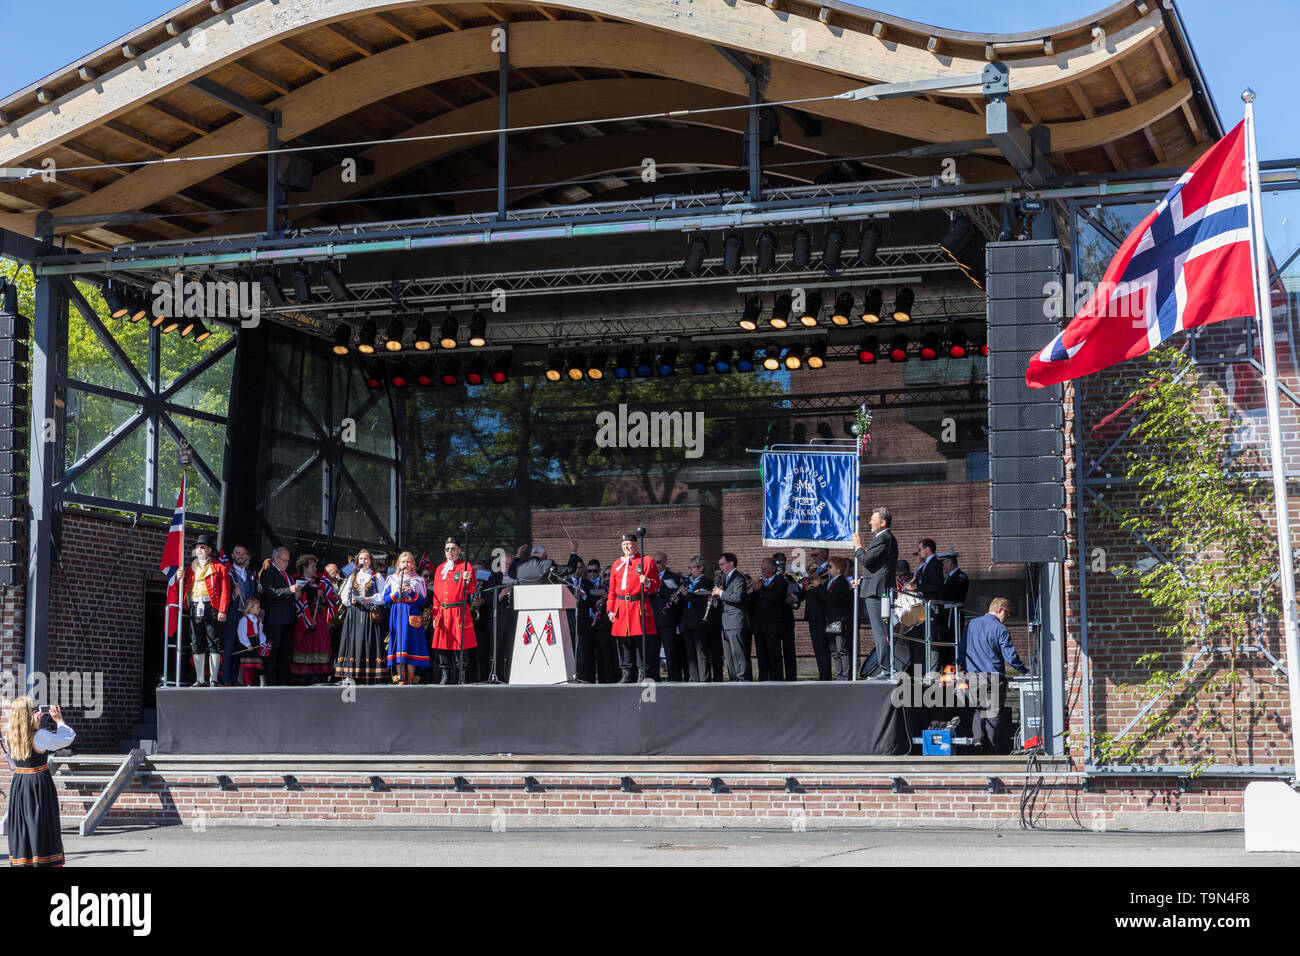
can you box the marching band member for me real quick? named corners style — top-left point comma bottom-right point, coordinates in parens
top-left (236, 596), bottom-right (268, 687)
top-left (182, 534), bottom-right (230, 687)
top-left (337, 549), bottom-right (389, 685)
top-left (607, 533), bottom-right (661, 682)
top-left (381, 551), bottom-right (429, 685)
top-left (430, 537), bottom-right (478, 684)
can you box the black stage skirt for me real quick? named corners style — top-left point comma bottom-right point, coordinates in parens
top-left (337, 607), bottom-right (389, 684)
top-left (7, 766), bottom-right (65, 867)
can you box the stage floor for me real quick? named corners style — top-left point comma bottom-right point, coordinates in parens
top-left (157, 682), bottom-right (907, 757)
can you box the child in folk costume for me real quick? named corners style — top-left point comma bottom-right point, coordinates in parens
top-left (290, 554), bottom-right (336, 684)
top-left (430, 537), bottom-right (478, 685)
top-left (381, 551), bottom-right (429, 684)
top-left (337, 549), bottom-right (389, 684)
top-left (607, 532), bottom-right (661, 683)
top-left (237, 596), bottom-right (269, 687)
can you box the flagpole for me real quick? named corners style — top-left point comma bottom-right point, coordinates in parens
top-left (176, 472), bottom-right (185, 688)
top-left (1243, 90), bottom-right (1300, 782)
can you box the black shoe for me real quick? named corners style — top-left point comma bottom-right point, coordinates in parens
top-left (618, 671), bottom-right (636, 684)
top-left (439, 668), bottom-right (451, 685)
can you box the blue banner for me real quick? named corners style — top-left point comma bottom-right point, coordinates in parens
top-left (761, 451), bottom-right (859, 547)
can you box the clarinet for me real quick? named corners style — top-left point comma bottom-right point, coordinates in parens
top-left (702, 571), bottom-right (723, 622)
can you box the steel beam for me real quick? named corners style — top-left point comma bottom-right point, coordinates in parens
top-left (497, 22), bottom-right (509, 221)
top-left (24, 274), bottom-right (59, 697)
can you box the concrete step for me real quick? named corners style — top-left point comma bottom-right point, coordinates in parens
top-left (118, 739), bottom-right (157, 755)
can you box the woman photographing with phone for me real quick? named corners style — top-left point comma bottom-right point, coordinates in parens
top-left (4, 698), bottom-right (75, 866)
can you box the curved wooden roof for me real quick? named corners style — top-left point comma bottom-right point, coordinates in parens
top-left (0, 0), bottom-right (1221, 250)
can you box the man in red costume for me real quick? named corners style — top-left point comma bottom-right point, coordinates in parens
top-left (430, 536), bottom-right (478, 684)
top-left (182, 534), bottom-right (231, 687)
top-left (607, 532), bottom-right (661, 682)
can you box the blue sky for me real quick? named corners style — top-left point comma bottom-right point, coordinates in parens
top-left (0, 0), bottom-right (1294, 158)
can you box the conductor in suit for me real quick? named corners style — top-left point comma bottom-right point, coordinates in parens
top-left (511, 541), bottom-right (580, 585)
top-left (853, 506), bottom-right (900, 676)
top-left (711, 552), bottom-right (752, 681)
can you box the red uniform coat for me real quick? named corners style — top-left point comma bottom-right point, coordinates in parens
top-left (609, 552), bottom-right (661, 638)
top-left (430, 558), bottom-right (477, 651)
top-left (182, 560), bottom-right (231, 615)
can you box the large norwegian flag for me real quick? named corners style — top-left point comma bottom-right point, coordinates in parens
top-left (1027, 121), bottom-right (1258, 388)
top-left (160, 474), bottom-right (186, 637)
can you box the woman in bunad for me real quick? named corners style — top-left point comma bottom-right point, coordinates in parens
top-left (338, 549), bottom-right (389, 685)
top-left (290, 553), bottom-right (335, 684)
top-left (380, 551), bottom-right (429, 685)
top-left (4, 699), bottom-right (75, 866)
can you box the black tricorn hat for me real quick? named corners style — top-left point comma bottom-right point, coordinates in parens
top-left (445, 536), bottom-right (460, 546)
top-left (621, 533), bottom-right (638, 542)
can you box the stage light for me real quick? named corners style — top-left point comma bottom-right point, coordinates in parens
top-left (948, 330), bottom-right (969, 359)
top-left (413, 317), bottom-right (432, 351)
top-left (791, 228), bottom-right (810, 269)
top-left (391, 365), bottom-right (410, 389)
top-left (331, 324), bottom-right (352, 355)
top-left (889, 333), bottom-right (909, 362)
top-left (832, 291), bottom-right (853, 326)
top-left (357, 320), bottom-right (377, 354)
top-left (178, 314), bottom-right (199, 337)
top-left (714, 346), bottom-right (734, 373)
top-left (920, 332), bottom-right (939, 360)
top-left (683, 235), bottom-right (708, 276)
top-left (490, 354), bottom-right (510, 384)
top-left (751, 232), bottom-right (777, 275)
top-left (799, 291), bottom-right (822, 327)
top-left (892, 287), bottom-right (914, 322)
top-left (807, 340), bottom-right (827, 369)
top-left (439, 313), bottom-right (458, 349)
top-left (858, 335), bottom-right (878, 364)
top-left (104, 282), bottom-right (128, 319)
top-left (635, 352), bottom-right (653, 378)
top-left (770, 293), bottom-right (792, 330)
top-left (614, 349), bottom-right (634, 380)
top-left (260, 271), bottom-right (287, 308)
top-left (857, 223), bottom-right (880, 266)
top-left (723, 234), bottom-right (743, 274)
top-left (134, 295), bottom-right (155, 324)
top-left (130, 292), bottom-right (151, 324)
top-left (385, 318), bottom-right (405, 352)
top-left (323, 265), bottom-right (351, 301)
top-left (415, 368), bottom-right (435, 387)
top-left (657, 347), bottom-right (678, 377)
top-left (940, 214), bottom-right (976, 259)
top-left (149, 297), bottom-right (168, 327)
top-left (292, 265), bottom-right (312, 304)
top-left (823, 227), bottom-right (844, 270)
top-left (691, 346), bottom-right (710, 375)
top-left (762, 343), bottom-right (781, 371)
top-left (469, 309), bottom-right (487, 347)
top-left (545, 352), bottom-right (563, 382)
top-left (192, 320), bottom-right (211, 343)
top-left (738, 295), bottom-right (761, 331)
top-left (162, 312), bottom-right (182, 334)
top-left (861, 287), bottom-right (883, 324)
top-left (464, 355), bottom-right (485, 386)
top-left (364, 366), bottom-right (384, 389)
top-left (735, 344), bottom-right (756, 372)
top-left (567, 353), bottom-right (586, 381)
top-left (977, 335), bottom-right (989, 358)
top-left (440, 358), bottom-right (461, 386)
top-left (587, 350), bottom-right (607, 380)
top-left (784, 346), bottom-right (803, 370)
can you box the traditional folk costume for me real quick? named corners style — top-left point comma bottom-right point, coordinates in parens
top-left (182, 537), bottom-right (231, 686)
top-left (609, 534), bottom-right (661, 682)
top-left (6, 721), bottom-right (75, 867)
top-left (430, 542), bottom-right (478, 684)
top-left (237, 612), bottom-right (268, 686)
top-left (381, 571), bottom-right (429, 673)
top-left (291, 575), bottom-right (336, 683)
top-left (337, 567), bottom-right (389, 684)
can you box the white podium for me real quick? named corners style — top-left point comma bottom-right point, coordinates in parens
top-left (509, 584), bottom-right (577, 684)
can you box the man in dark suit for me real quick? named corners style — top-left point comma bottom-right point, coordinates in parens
top-left (853, 506), bottom-right (900, 677)
top-left (510, 540), bottom-right (581, 585)
top-left (220, 544), bottom-right (258, 686)
top-left (583, 561), bottom-right (618, 683)
top-left (907, 538), bottom-right (946, 673)
top-left (752, 557), bottom-right (790, 681)
top-left (649, 552), bottom-right (685, 682)
top-left (792, 547), bottom-right (832, 680)
top-left (679, 556), bottom-right (717, 682)
top-left (711, 552), bottom-right (751, 681)
top-left (935, 551), bottom-right (970, 669)
top-left (258, 546), bottom-right (303, 686)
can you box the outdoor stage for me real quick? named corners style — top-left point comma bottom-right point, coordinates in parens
top-left (156, 682), bottom-right (909, 757)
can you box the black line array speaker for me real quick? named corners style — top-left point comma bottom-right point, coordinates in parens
top-left (0, 292), bottom-right (27, 588)
top-left (986, 240), bottom-right (1067, 564)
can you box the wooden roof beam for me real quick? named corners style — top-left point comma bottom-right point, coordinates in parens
top-left (279, 39), bottom-right (332, 76)
top-left (1066, 81), bottom-right (1126, 171)
top-left (226, 60), bottom-right (293, 97)
top-left (1110, 62), bottom-right (1165, 163)
top-left (327, 23), bottom-right (377, 57)
top-left (426, 5), bottom-right (463, 30)
top-left (144, 99), bottom-right (213, 137)
top-left (374, 11), bottom-right (420, 43)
